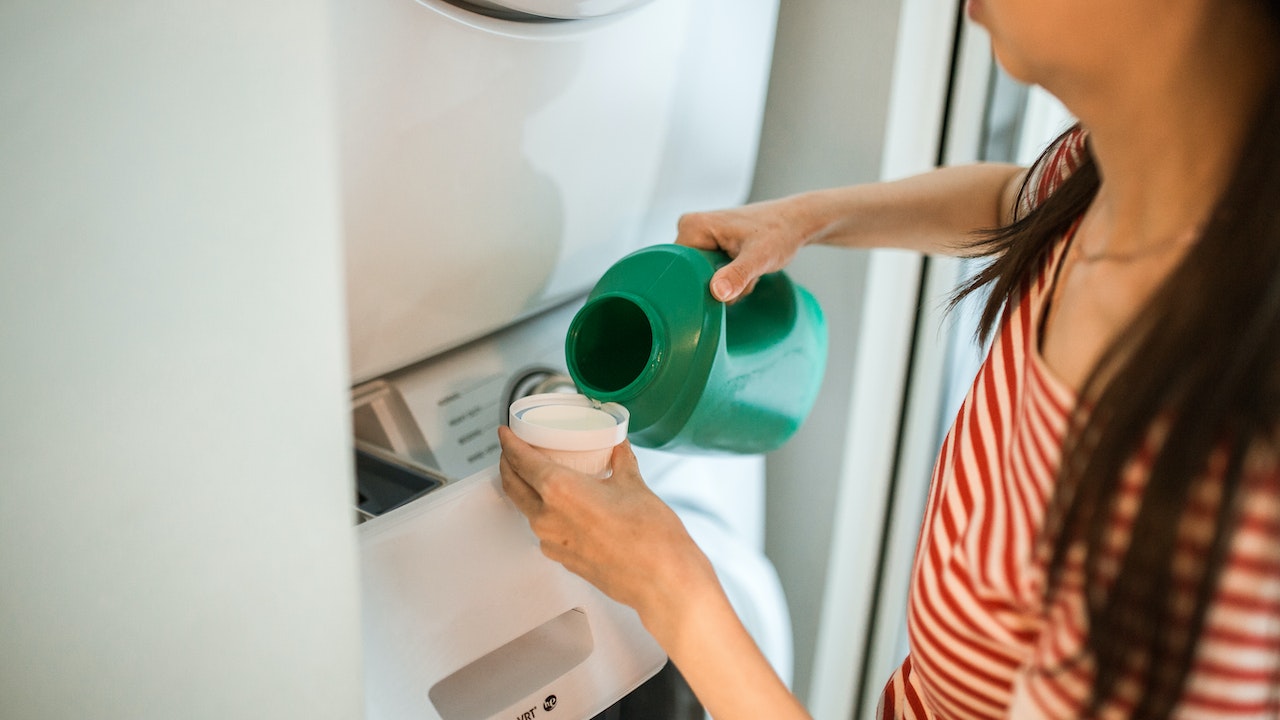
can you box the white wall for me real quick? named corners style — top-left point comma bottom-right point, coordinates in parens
top-left (0, 4), bottom-right (364, 719)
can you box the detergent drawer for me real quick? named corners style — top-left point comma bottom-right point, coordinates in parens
top-left (357, 466), bottom-right (665, 720)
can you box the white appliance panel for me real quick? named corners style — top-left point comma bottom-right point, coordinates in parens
top-left (360, 466), bottom-right (665, 720)
top-left (335, 0), bottom-right (693, 383)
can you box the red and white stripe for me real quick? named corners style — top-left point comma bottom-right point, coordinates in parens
top-left (877, 129), bottom-right (1280, 718)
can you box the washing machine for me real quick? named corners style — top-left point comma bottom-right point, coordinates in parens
top-left (332, 1), bottom-right (790, 717)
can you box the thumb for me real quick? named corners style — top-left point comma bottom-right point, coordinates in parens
top-left (609, 440), bottom-right (643, 485)
top-left (709, 259), bottom-right (758, 303)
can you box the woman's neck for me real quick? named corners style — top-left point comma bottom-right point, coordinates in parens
top-left (1058, 4), bottom-right (1278, 253)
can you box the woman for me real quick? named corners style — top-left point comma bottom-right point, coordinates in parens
top-left (497, 0), bottom-right (1280, 716)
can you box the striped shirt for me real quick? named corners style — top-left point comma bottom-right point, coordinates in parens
top-left (877, 129), bottom-right (1280, 718)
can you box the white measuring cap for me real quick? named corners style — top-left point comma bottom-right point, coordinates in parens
top-left (509, 393), bottom-right (629, 477)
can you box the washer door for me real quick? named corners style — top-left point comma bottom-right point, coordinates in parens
top-left (449, 0), bottom-right (654, 20)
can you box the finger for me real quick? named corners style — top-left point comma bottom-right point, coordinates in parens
top-left (710, 259), bottom-right (759, 303)
top-left (496, 425), bottom-right (556, 493)
top-left (674, 211), bottom-right (727, 251)
top-left (608, 440), bottom-right (643, 487)
top-left (498, 453), bottom-right (542, 516)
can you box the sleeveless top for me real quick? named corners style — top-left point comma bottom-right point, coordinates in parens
top-left (877, 128), bottom-right (1280, 719)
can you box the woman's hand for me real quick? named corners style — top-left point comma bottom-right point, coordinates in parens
top-left (499, 425), bottom-right (812, 719)
top-left (496, 425), bottom-right (719, 627)
top-left (675, 164), bottom-right (1030, 303)
top-left (675, 195), bottom-right (814, 303)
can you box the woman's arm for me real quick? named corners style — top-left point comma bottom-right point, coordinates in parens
top-left (497, 427), bottom-right (811, 719)
top-left (678, 162), bottom-right (1026, 302)
top-left (654, 575), bottom-right (811, 719)
top-left (493, 163), bottom-right (1025, 716)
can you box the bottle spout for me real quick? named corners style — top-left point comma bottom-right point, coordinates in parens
top-left (566, 293), bottom-right (660, 401)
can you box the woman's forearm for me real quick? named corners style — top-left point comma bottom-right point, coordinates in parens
top-left (787, 162), bottom-right (1025, 255)
top-left (642, 566), bottom-right (811, 720)
top-left (674, 161), bottom-right (1024, 302)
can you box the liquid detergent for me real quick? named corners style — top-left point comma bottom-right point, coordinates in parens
top-left (509, 394), bottom-right (629, 477)
top-left (565, 244), bottom-right (827, 454)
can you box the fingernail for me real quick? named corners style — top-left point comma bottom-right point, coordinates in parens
top-left (711, 278), bottom-right (734, 302)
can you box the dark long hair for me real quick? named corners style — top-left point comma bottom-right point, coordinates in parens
top-left (953, 15), bottom-right (1280, 717)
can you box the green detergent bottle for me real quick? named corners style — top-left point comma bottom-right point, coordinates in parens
top-left (565, 243), bottom-right (827, 454)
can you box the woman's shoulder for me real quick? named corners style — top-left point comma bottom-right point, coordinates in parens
top-left (1016, 125), bottom-right (1090, 220)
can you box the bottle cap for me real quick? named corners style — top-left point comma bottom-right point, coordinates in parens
top-left (508, 394), bottom-right (629, 476)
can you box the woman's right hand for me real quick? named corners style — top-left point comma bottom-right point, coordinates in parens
top-left (675, 195), bottom-right (814, 303)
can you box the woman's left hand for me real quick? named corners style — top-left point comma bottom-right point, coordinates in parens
top-left (496, 425), bottom-right (718, 632)
top-left (499, 425), bottom-right (812, 719)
